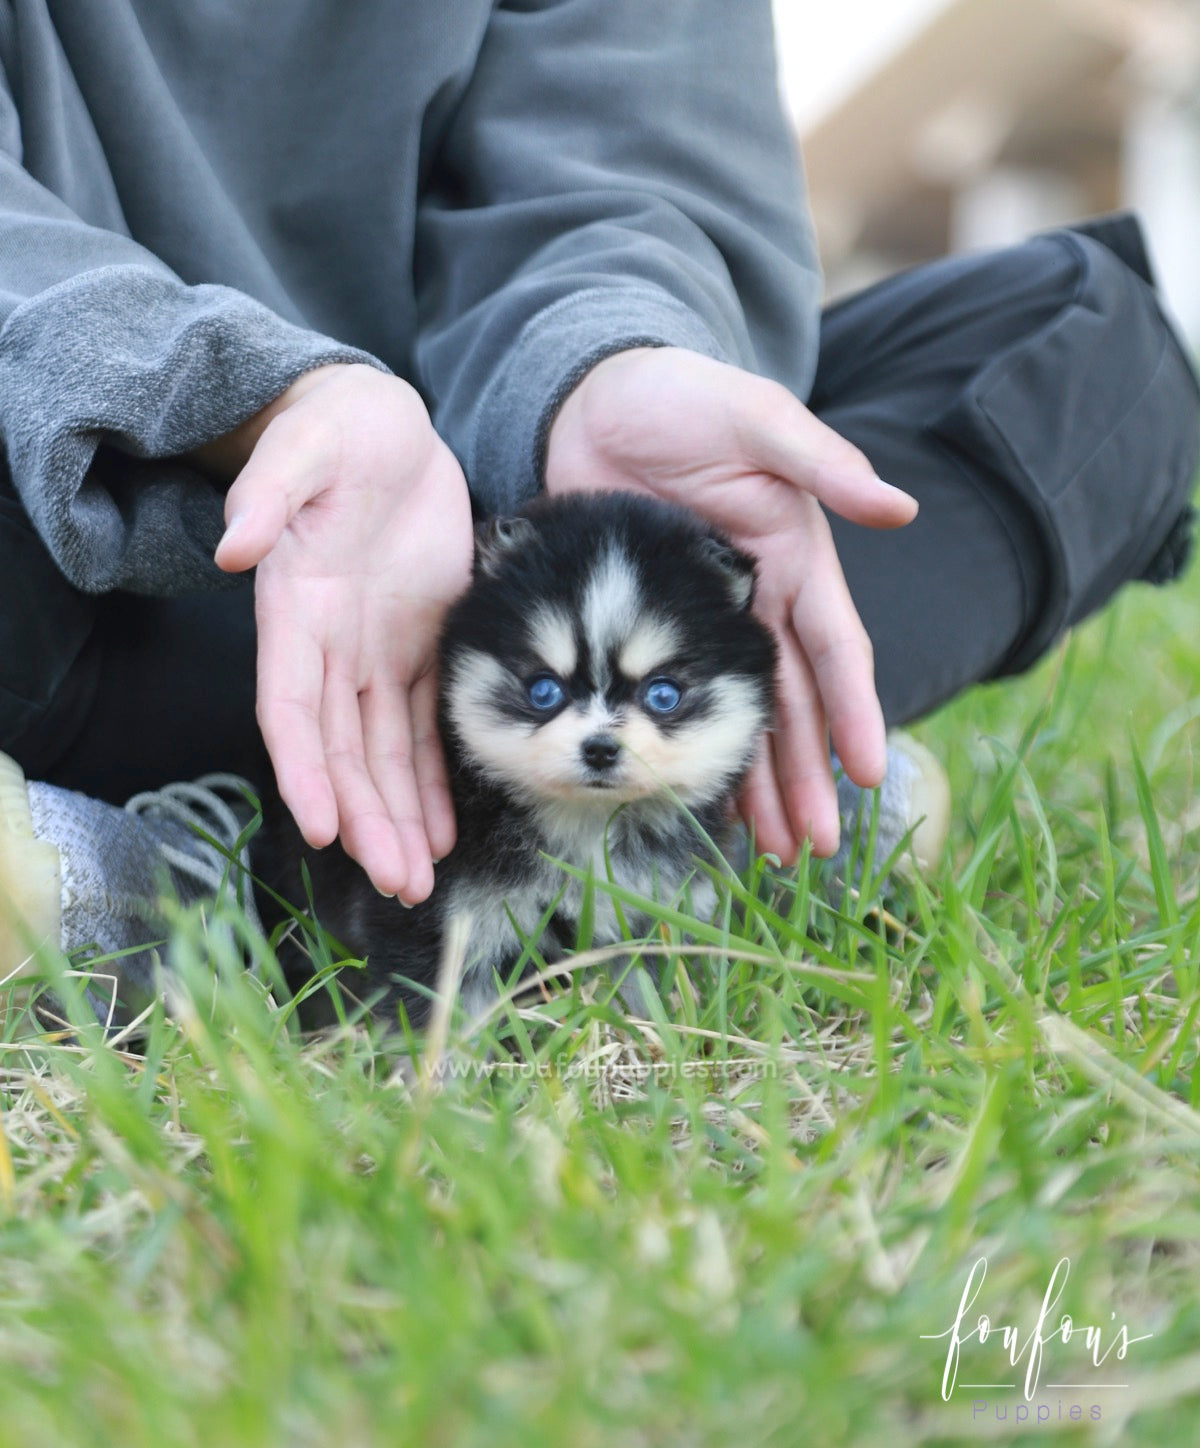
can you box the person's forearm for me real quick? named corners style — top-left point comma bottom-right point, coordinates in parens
top-left (413, 0), bottom-right (820, 516)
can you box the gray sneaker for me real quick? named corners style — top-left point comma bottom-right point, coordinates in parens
top-left (0, 752), bottom-right (258, 1030)
top-left (720, 732), bottom-right (950, 892)
top-left (829, 732), bottom-right (951, 889)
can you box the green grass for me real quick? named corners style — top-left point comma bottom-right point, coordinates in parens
top-left (5, 559), bottom-right (1200, 1447)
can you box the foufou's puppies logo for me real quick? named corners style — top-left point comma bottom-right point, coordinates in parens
top-left (921, 1257), bottom-right (1153, 1420)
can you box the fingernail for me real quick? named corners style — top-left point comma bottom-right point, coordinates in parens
top-left (218, 513), bottom-right (245, 550)
top-left (374, 884), bottom-right (396, 900)
top-left (875, 476), bottom-right (917, 505)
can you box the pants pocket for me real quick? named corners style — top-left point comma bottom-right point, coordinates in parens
top-left (930, 228), bottom-right (1200, 674)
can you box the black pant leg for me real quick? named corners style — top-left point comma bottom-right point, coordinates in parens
top-left (1, 464), bottom-right (262, 800)
top-left (812, 214), bottom-right (1200, 727)
top-left (0, 473), bottom-right (101, 771)
top-left (38, 584), bottom-right (264, 801)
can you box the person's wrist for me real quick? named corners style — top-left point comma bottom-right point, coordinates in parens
top-left (184, 362), bottom-right (360, 481)
top-left (543, 347), bottom-right (660, 496)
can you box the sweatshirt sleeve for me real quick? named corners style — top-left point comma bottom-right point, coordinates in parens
top-left (413, 0), bottom-right (823, 516)
top-left (0, 80), bottom-right (383, 596)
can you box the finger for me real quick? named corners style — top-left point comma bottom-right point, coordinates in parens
top-left (410, 668), bottom-right (457, 864)
top-left (359, 678), bottom-right (438, 905)
top-left (738, 740), bottom-right (797, 865)
top-left (789, 526), bottom-right (888, 792)
top-left (214, 423), bottom-right (326, 574)
top-left (736, 379), bottom-right (918, 529)
top-left (255, 589), bottom-right (339, 848)
top-left (770, 622), bottom-right (841, 857)
top-left (320, 665), bottom-right (411, 898)
top-left (215, 476), bottom-right (293, 575)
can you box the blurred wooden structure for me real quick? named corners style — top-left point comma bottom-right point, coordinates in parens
top-left (791, 0), bottom-right (1200, 339)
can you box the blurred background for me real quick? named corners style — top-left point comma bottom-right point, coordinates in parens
top-left (772, 0), bottom-right (1200, 344)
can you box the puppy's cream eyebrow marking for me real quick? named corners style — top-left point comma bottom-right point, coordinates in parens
top-left (618, 614), bottom-right (680, 681)
top-left (529, 605), bottom-right (577, 678)
top-left (582, 548), bottom-right (642, 685)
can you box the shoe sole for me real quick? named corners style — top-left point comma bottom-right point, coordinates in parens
top-left (0, 752), bottom-right (62, 981)
top-left (889, 733), bottom-right (952, 872)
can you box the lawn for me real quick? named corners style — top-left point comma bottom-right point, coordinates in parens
top-left (3, 552), bottom-right (1200, 1447)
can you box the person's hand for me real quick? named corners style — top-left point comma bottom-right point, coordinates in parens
top-left (543, 346), bottom-right (918, 863)
top-left (207, 363), bottom-right (474, 904)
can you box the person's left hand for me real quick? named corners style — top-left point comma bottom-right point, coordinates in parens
top-left (543, 346), bottom-right (918, 863)
top-left (205, 364), bottom-right (474, 904)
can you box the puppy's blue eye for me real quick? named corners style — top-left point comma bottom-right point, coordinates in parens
top-left (644, 678), bottom-right (682, 715)
top-left (527, 674), bottom-right (566, 712)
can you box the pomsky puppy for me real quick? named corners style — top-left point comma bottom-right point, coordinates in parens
top-left (259, 490), bottom-right (777, 1027)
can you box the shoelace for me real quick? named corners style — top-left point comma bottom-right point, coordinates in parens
top-left (123, 774), bottom-right (263, 936)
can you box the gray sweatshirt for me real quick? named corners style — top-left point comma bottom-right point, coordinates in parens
top-left (0, 0), bottom-right (822, 595)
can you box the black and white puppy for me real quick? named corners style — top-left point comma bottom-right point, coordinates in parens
top-left (260, 491), bottom-right (776, 1027)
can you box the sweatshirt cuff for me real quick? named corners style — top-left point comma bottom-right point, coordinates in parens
top-left (463, 284), bottom-right (736, 516)
top-left (0, 264), bottom-right (387, 595)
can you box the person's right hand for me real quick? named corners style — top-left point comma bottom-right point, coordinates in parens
top-left (208, 363), bottom-right (474, 904)
top-left (544, 346), bottom-right (918, 864)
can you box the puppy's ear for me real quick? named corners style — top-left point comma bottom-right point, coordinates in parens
top-left (475, 515), bottom-right (536, 578)
top-left (697, 535), bottom-right (757, 611)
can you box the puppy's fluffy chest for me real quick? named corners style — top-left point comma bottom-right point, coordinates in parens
top-left (446, 799), bottom-right (699, 1007)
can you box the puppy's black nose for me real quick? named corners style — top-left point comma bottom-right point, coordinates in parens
top-left (582, 735), bottom-right (620, 772)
